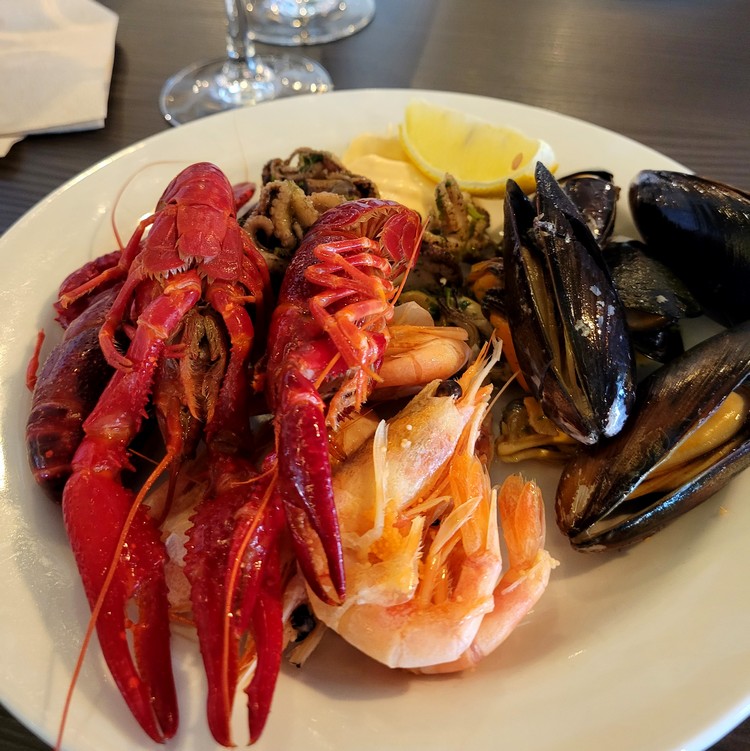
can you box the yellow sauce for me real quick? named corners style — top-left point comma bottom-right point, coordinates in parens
top-left (346, 153), bottom-right (436, 217)
top-left (342, 132), bottom-right (504, 228)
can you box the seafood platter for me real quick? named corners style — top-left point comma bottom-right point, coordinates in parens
top-left (1, 89), bottom-right (749, 751)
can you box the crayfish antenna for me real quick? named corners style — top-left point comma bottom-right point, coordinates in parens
top-left (26, 330), bottom-right (45, 391)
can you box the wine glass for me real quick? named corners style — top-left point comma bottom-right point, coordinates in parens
top-left (246, 0), bottom-right (376, 46)
top-left (160, 0), bottom-right (333, 126)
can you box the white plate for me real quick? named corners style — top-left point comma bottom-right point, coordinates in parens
top-left (1, 89), bottom-right (748, 751)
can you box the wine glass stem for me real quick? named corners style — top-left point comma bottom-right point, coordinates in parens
top-left (225, 0), bottom-right (258, 70)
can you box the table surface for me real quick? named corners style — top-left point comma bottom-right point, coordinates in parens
top-left (1, 0), bottom-right (748, 749)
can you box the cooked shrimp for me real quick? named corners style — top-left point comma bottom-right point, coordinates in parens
top-left (418, 474), bottom-right (556, 673)
top-left (309, 341), bottom-right (555, 671)
top-left (372, 324), bottom-right (471, 401)
top-left (371, 301), bottom-right (472, 401)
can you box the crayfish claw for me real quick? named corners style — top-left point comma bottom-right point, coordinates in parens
top-left (185, 474), bottom-right (288, 746)
top-left (277, 367), bottom-right (346, 603)
top-left (63, 473), bottom-right (178, 742)
top-left (245, 545), bottom-right (284, 744)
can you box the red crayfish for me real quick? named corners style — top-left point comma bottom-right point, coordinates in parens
top-left (25, 161), bottom-right (424, 747)
top-left (264, 198), bottom-right (423, 605)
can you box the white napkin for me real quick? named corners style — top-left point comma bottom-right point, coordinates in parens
top-left (0, 0), bottom-right (118, 156)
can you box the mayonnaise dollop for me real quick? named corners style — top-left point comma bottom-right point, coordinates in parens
top-left (343, 133), bottom-right (436, 217)
top-left (342, 131), bottom-right (504, 228)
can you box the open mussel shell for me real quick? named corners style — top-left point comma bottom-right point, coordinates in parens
top-left (556, 321), bottom-right (750, 551)
top-left (503, 162), bottom-right (635, 445)
top-left (558, 170), bottom-right (619, 247)
top-left (629, 170), bottom-right (750, 327)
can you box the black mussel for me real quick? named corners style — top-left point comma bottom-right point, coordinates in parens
top-left (629, 170), bottom-right (750, 327)
top-left (559, 171), bottom-right (619, 247)
top-left (625, 324), bottom-right (685, 366)
top-left (604, 239), bottom-right (702, 362)
top-left (503, 162), bottom-right (635, 445)
top-left (556, 321), bottom-right (750, 551)
top-left (604, 240), bottom-right (701, 322)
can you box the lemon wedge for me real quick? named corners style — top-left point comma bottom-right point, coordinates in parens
top-left (399, 99), bottom-right (557, 195)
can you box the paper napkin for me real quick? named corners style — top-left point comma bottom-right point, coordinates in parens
top-left (0, 0), bottom-right (119, 156)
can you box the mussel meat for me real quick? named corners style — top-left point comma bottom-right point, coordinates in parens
top-left (496, 396), bottom-right (579, 463)
top-left (503, 162), bottom-right (635, 445)
top-left (556, 321), bottom-right (750, 551)
top-left (629, 170), bottom-right (750, 327)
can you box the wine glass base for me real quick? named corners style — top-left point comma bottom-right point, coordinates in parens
top-left (160, 55), bottom-right (332, 126)
top-left (248, 0), bottom-right (375, 46)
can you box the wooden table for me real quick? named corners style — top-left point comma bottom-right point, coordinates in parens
top-left (1, 1), bottom-right (748, 749)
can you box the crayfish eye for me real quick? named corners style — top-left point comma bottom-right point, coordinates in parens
top-left (435, 379), bottom-right (462, 399)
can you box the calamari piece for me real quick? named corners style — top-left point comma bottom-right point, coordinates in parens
top-left (422, 173), bottom-right (496, 262)
top-left (262, 147), bottom-right (379, 198)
